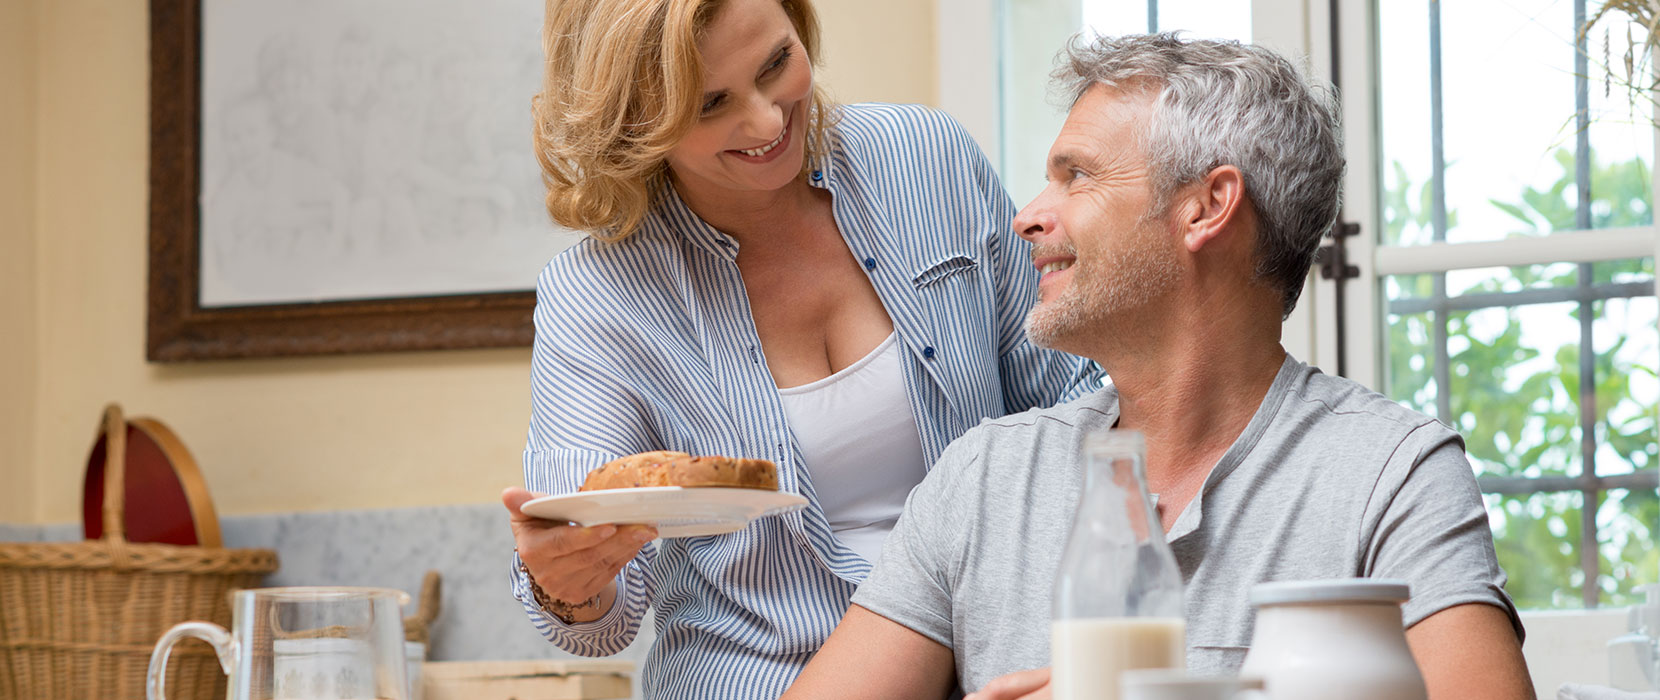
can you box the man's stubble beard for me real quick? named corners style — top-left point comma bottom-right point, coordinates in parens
top-left (1024, 215), bottom-right (1182, 352)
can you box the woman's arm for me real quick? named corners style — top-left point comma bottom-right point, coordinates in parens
top-left (508, 262), bottom-right (663, 656)
top-left (504, 487), bottom-right (653, 623)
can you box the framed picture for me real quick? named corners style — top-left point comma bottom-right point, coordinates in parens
top-left (148, 0), bottom-right (581, 361)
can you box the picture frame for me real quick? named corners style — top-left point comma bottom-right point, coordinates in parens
top-left (147, 0), bottom-right (569, 361)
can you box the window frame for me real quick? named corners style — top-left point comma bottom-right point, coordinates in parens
top-left (938, 0), bottom-right (1660, 613)
top-left (1338, 0), bottom-right (1660, 609)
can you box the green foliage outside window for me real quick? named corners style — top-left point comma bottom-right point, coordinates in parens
top-left (1382, 150), bottom-right (1659, 609)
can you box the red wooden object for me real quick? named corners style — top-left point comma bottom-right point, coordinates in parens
top-left (82, 406), bottom-right (222, 547)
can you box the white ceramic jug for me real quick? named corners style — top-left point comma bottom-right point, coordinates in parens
top-left (1238, 579), bottom-right (1427, 700)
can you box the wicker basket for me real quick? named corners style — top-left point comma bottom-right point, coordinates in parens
top-left (0, 404), bottom-right (279, 700)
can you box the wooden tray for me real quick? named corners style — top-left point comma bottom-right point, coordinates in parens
top-left (421, 660), bottom-right (633, 700)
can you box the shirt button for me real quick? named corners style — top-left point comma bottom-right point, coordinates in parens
top-left (811, 170), bottom-right (823, 181)
top-left (922, 346), bottom-right (936, 359)
top-left (863, 257), bottom-right (877, 270)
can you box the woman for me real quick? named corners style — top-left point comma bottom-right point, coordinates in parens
top-left (502, 0), bottom-right (1098, 696)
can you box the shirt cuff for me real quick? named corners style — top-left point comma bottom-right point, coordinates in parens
top-left (509, 551), bottom-right (634, 648)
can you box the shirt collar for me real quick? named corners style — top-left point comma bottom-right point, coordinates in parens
top-left (652, 127), bottom-right (845, 262)
top-left (1165, 353), bottom-right (1299, 542)
top-left (653, 178), bottom-right (740, 261)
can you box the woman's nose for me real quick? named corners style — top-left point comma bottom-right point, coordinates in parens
top-left (742, 93), bottom-right (785, 141)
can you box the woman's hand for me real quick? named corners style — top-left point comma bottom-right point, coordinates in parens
top-left (502, 487), bottom-right (657, 617)
top-left (965, 667), bottom-right (1051, 700)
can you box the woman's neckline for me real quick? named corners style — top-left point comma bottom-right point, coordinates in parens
top-left (775, 332), bottom-right (899, 395)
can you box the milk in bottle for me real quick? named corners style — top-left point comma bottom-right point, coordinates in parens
top-left (1051, 430), bottom-right (1186, 700)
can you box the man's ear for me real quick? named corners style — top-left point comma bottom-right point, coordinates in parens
top-left (1180, 165), bottom-right (1246, 253)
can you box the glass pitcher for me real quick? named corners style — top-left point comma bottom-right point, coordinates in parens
top-left (1051, 429), bottom-right (1187, 700)
top-left (148, 587), bottom-right (411, 700)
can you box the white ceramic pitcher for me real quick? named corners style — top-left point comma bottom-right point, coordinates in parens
top-left (1238, 579), bottom-right (1427, 700)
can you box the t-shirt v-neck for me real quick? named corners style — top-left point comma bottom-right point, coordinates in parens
top-left (1164, 355), bottom-right (1299, 542)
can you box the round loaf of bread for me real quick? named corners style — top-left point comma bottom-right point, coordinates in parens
top-left (579, 451), bottom-right (779, 492)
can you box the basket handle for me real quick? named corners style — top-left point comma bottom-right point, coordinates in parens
top-left (101, 402), bottom-right (127, 545)
top-left (415, 570), bottom-right (442, 626)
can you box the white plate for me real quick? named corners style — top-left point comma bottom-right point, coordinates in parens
top-left (520, 487), bottom-right (809, 538)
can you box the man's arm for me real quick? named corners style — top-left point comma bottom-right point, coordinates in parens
top-left (783, 605), bottom-right (957, 700)
top-left (1364, 424), bottom-right (1532, 698)
top-left (1406, 603), bottom-right (1534, 699)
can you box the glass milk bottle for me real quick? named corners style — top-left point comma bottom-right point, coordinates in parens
top-left (1052, 430), bottom-right (1187, 700)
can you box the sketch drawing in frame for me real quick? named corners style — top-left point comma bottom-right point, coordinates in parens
top-left (149, 0), bottom-right (583, 361)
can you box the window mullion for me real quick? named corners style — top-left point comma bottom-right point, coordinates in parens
top-left (1373, 227), bottom-right (1657, 275)
top-left (1577, 262), bottom-right (1600, 608)
top-left (1479, 470), bottom-right (1660, 495)
top-left (1572, 0), bottom-right (1601, 610)
top-left (1319, 0), bottom-right (1379, 388)
top-left (1387, 280), bottom-right (1656, 315)
top-left (1427, 0), bottom-right (1447, 246)
top-left (1427, 0), bottom-right (1453, 425)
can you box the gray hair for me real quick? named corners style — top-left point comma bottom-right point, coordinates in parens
top-left (1055, 32), bottom-right (1344, 318)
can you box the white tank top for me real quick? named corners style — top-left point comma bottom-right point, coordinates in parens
top-left (776, 332), bottom-right (929, 564)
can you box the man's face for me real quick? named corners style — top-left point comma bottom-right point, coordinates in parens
top-left (1014, 84), bottom-right (1182, 352)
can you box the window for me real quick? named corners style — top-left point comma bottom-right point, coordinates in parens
top-left (943, 0), bottom-right (1660, 612)
top-left (997, 0), bottom-right (1252, 206)
top-left (1369, 0), bottom-right (1658, 609)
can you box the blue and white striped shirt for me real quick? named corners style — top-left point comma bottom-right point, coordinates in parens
top-left (512, 103), bottom-right (1099, 699)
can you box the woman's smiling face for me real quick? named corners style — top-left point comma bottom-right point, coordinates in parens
top-left (663, 0), bottom-right (815, 196)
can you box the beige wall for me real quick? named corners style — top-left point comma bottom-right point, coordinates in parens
top-left (818, 0), bottom-right (939, 106)
top-left (1, 0), bottom-right (40, 524)
top-left (10, 0), bottom-right (939, 525)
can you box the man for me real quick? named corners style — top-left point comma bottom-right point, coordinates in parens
top-left (782, 33), bottom-right (1533, 700)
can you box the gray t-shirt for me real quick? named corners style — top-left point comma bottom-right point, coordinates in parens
top-left (851, 355), bottom-right (1522, 692)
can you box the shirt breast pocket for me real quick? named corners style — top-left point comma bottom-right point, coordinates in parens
top-left (911, 255), bottom-right (980, 290)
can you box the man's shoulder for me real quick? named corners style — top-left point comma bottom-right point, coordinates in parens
top-left (975, 388), bottom-right (1119, 438)
top-left (1257, 359), bottom-right (1467, 490)
top-left (942, 384), bottom-right (1122, 467)
top-left (1281, 360), bottom-right (1445, 438)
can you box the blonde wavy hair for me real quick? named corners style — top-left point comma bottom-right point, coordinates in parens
top-left (533, 0), bottom-right (837, 242)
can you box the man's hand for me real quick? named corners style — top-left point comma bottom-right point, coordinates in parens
top-left (502, 487), bottom-right (656, 622)
top-left (966, 667), bottom-right (1051, 700)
